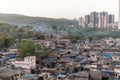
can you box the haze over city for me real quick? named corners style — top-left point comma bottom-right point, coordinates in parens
top-left (0, 0), bottom-right (118, 20)
top-left (1, 0), bottom-right (120, 80)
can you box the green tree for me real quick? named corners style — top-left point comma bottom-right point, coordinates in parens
top-left (87, 36), bottom-right (94, 42)
top-left (32, 32), bottom-right (45, 40)
top-left (18, 40), bottom-right (35, 58)
top-left (18, 28), bottom-right (24, 41)
top-left (0, 35), bottom-right (13, 50)
top-left (35, 44), bottom-right (49, 61)
top-left (18, 40), bottom-right (49, 60)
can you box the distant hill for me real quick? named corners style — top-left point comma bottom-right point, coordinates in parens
top-left (0, 13), bottom-right (79, 29)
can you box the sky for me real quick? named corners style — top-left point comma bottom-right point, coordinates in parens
top-left (0, 0), bottom-right (118, 21)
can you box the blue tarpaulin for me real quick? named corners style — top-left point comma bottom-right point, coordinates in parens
top-left (98, 53), bottom-right (112, 58)
top-left (57, 74), bottom-right (67, 78)
top-left (9, 54), bottom-right (16, 59)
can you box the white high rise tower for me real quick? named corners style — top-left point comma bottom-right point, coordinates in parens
top-left (118, 0), bottom-right (120, 29)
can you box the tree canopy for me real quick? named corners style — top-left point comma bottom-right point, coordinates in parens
top-left (18, 40), bottom-right (36, 58)
top-left (18, 40), bottom-right (50, 60)
top-left (0, 35), bottom-right (13, 51)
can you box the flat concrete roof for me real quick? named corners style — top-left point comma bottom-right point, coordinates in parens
top-left (0, 69), bottom-right (21, 77)
top-left (76, 71), bottom-right (89, 78)
top-left (19, 74), bottom-right (38, 80)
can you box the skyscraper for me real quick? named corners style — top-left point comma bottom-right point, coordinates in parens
top-left (107, 14), bottom-right (115, 28)
top-left (79, 17), bottom-right (85, 27)
top-left (119, 0), bottom-right (120, 29)
top-left (108, 14), bottom-right (114, 24)
top-left (85, 15), bottom-right (91, 27)
top-left (99, 15), bottom-right (105, 28)
top-left (99, 12), bottom-right (108, 28)
top-left (90, 12), bottom-right (99, 27)
top-left (84, 11), bottom-right (115, 28)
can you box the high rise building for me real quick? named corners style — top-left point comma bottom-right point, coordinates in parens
top-left (108, 14), bottom-right (114, 24)
top-left (85, 15), bottom-right (91, 27)
top-left (119, 0), bottom-right (120, 29)
top-left (108, 14), bottom-right (115, 28)
top-left (90, 11), bottom-right (99, 27)
top-left (99, 12), bottom-right (108, 28)
top-left (79, 17), bottom-right (85, 27)
top-left (83, 11), bottom-right (115, 28)
top-left (99, 15), bottom-right (104, 28)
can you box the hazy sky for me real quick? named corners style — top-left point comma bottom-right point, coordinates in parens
top-left (0, 0), bottom-right (118, 20)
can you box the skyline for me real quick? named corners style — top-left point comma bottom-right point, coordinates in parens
top-left (0, 0), bottom-right (118, 21)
